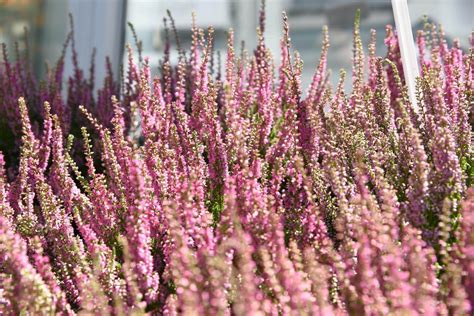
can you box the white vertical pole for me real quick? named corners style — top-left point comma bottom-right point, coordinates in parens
top-left (67, 0), bottom-right (126, 86)
top-left (235, 0), bottom-right (258, 50)
top-left (391, 0), bottom-right (419, 114)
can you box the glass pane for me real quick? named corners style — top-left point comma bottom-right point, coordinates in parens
top-left (125, 0), bottom-right (472, 89)
top-left (0, 0), bottom-right (68, 77)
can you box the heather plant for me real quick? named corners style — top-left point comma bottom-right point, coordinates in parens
top-left (0, 3), bottom-right (473, 315)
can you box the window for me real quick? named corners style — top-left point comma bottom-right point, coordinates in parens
top-left (1, 0), bottom-right (472, 87)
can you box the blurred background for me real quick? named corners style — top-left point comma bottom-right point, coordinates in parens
top-left (0, 0), bottom-right (472, 89)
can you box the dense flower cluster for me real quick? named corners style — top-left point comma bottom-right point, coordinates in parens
top-left (0, 6), bottom-right (473, 315)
